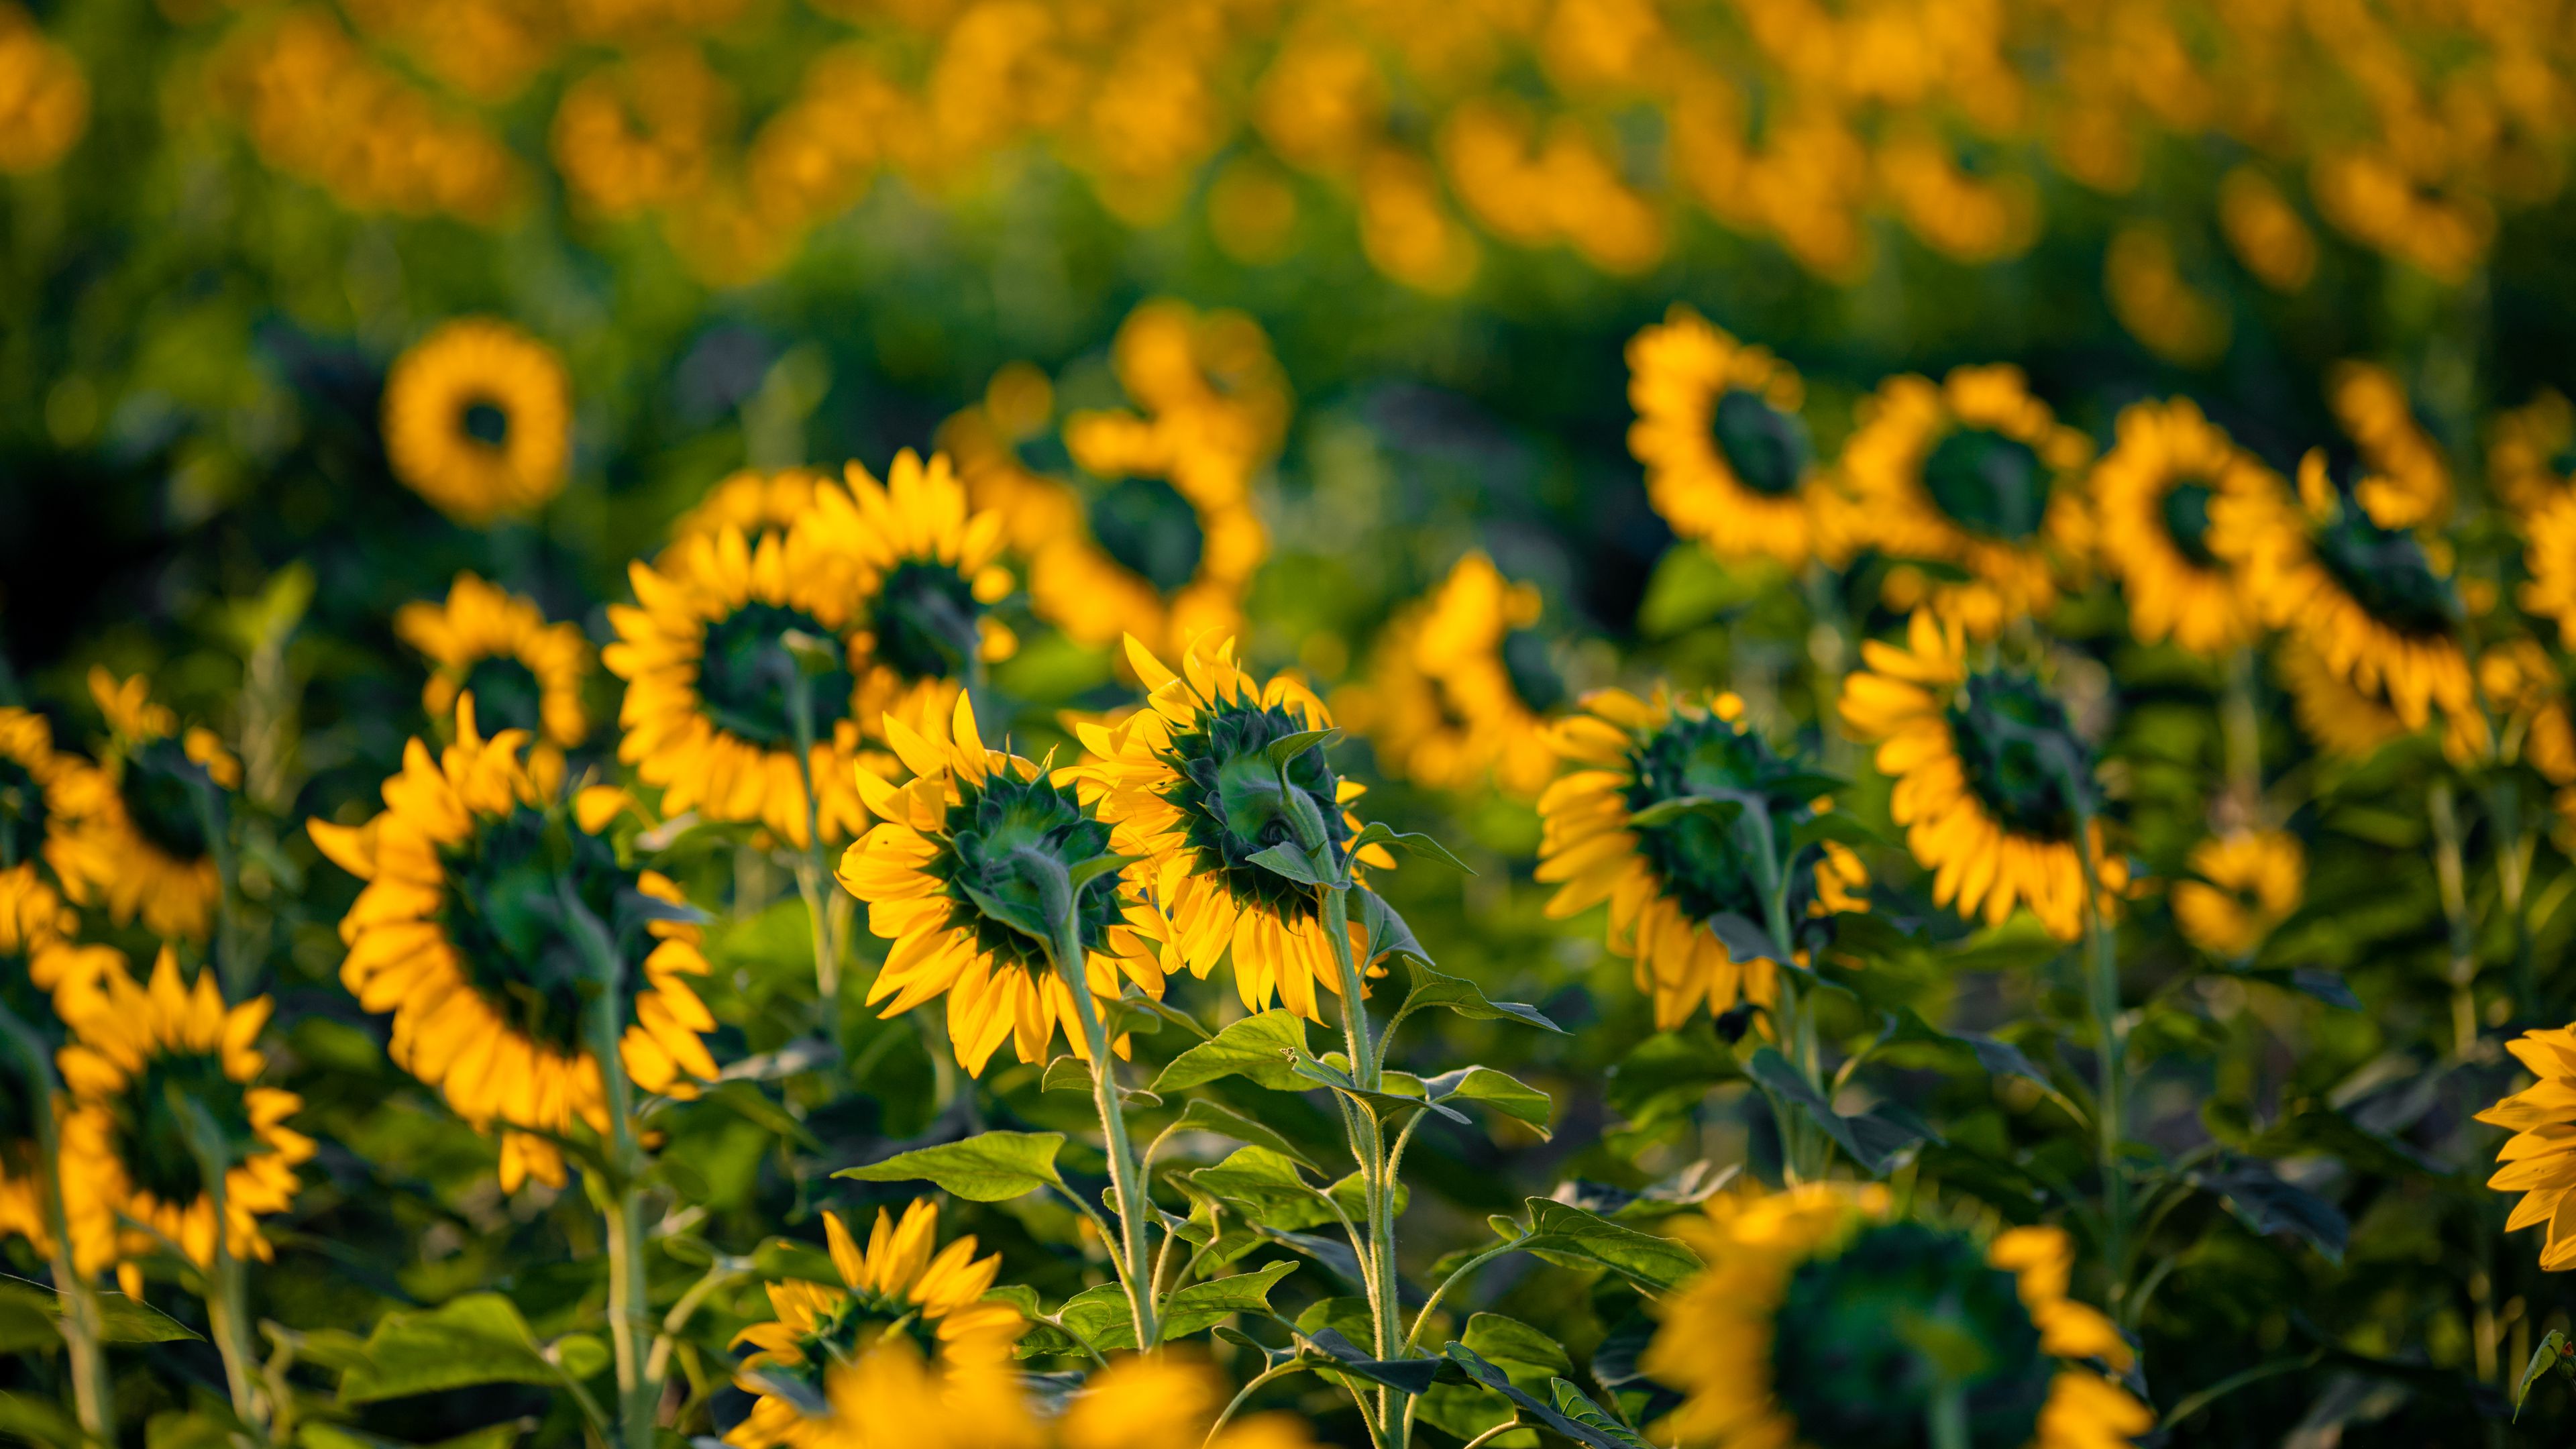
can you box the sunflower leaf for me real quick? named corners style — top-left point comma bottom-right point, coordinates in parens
top-left (1705, 911), bottom-right (1781, 965)
top-left (1067, 852), bottom-right (1144, 891)
top-left (2188, 1159), bottom-right (2350, 1263)
top-left (1185, 1146), bottom-right (1334, 1230)
top-left (1442, 1342), bottom-right (1649, 1448)
top-left (336, 1293), bottom-right (564, 1404)
top-left (1357, 888), bottom-right (1432, 965)
top-left (1347, 823), bottom-right (1475, 874)
top-left (1623, 794), bottom-right (1743, 830)
top-left (1162, 1097), bottom-right (1322, 1171)
top-left (955, 878), bottom-right (1050, 945)
top-left (834, 1130), bottom-right (1068, 1201)
top-left (1395, 953), bottom-right (1564, 1033)
top-left (1152, 1010), bottom-right (1310, 1093)
top-left (1040, 1055), bottom-right (1162, 1108)
top-left (1745, 1046), bottom-right (1939, 1175)
top-left (1787, 812), bottom-right (1888, 853)
top-left (1291, 1051), bottom-right (1471, 1122)
top-left (1246, 841), bottom-right (1336, 887)
top-left (1513, 1199), bottom-right (1703, 1292)
top-left (1304, 1328), bottom-right (1440, 1395)
top-left (2516, 1330), bottom-right (2571, 1419)
top-left (1422, 1065), bottom-right (1556, 1140)
top-left (1159, 1260), bottom-right (1301, 1340)
top-left (1263, 729), bottom-right (1342, 767)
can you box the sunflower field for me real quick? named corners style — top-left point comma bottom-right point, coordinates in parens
top-left (13, 1), bottom-right (2576, 1446)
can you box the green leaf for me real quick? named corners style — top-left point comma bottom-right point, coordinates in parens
top-left (1463, 1313), bottom-right (1571, 1383)
top-left (1264, 729), bottom-right (1341, 767)
top-left (1162, 1097), bottom-right (1321, 1171)
top-left (1325, 1171), bottom-right (1409, 1223)
top-left (1443, 1342), bottom-right (1650, 1448)
top-left (0, 1392), bottom-right (94, 1449)
top-left (1056, 1282), bottom-right (1146, 1353)
top-left (1067, 853), bottom-right (1143, 891)
top-left (1705, 912), bottom-right (1780, 965)
top-left (835, 1130), bottom-right (1067, 1201)
top-left (1268, 1229), bottom-right (1371, 1291)
top-left (0, 1280), bottom-right (58, 1354)
top-left (1424, 1065), bottom-right (1555, 1140)
top-left (1745, 1047), bottom-right (1938, 1175)
top-left (2516, 1330), bottom-right (2570, 1420)
top-left (1517, 1199), bottom-right (1703, 1292)
top-left (1151, 1010), bottom-right (1309, 1093)
top-left (1623, 794), bottom-right (1745, 829)
top-left (337, 1294), bottom-right (559, 1404)
top-left (1159, 1260), bottom-right (1301, 1339)
top-left (1345, 823), bottom-right (1474, 874)
top-left (1187, 1146), bottom-right (1333, 1230)
top-left (1290, 1052), bottom-right (1470, 1122)
top-left (1040, 1056), bottom-right (1161, 1108)
top-left (2189, 1160), bottom-right (2349, 1264)
top-left (1396, 954), bottom-right (1564, 1034)
top-left (95, 1292), bottom-right (203, 1344)
top-left (1879, 1010), bottom-right (2050, 1087)
top-left (1303, 1327), bottom-right (1440, 1395)
top-left (955, 879), bottom-right (1049, 945)
top-left (1788, 812), bottom-right (1888, 853)
top-left (1246, 842), bottom-right (1336, 887)
top-left (1356, 887), bottom-right (1430, 967)
top-left (1107, 986), bottom-right (1212, 1042)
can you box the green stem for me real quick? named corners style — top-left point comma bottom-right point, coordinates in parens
top-left (781, 656), bottom-right (841, 1010)
top-left (1323, 882), bottom-right (1407, 1446)
top-left (1928, 1381), bottom-right (1969, 1449)
top-left (2428, 781), bottom-right (2479, 1058)
top-left (1046, 904), bottom-right (1158, 1350)
top-left (2487, 777), bottom-right (2537, 1023)
top-left (191, 776), bottom-right (248, 1000)
top-left (174, 1089), bottom-right (264, 1442)
top-left (1754, 809), bottom-right (1825, 1183)
top-left (2064, 774), bottom-right (2129, 1320)
top-left (563, 878), bottom-right (658, 1449)
top-left (0, 1005), bottom-right (110, 1440)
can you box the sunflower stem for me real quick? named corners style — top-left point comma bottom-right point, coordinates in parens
top-left (2429, 780), bottom-right (2479, 1058)
top-left (0, 1002), bottom-right (111, 1440)
top-left (191, 773), bottom-right (250, 1000)
top-left (780, 651), bottom-right (842, 1010)
top-left (174, 1089), bottom-right (266, 1442)
top-left (560, 875), bottom-right (660, 1449)
top-left (1045, 902), bottom-right (1159, 1351)
top-left (2060, 758), bottom-right (2131, 1324)
top-left (1751, 804), bottom-right (1825, 1184)
top-left (1323, 881), bottom-right (1408, 1444)
top-left (1927, 1381), bottom-right (1970, 1449)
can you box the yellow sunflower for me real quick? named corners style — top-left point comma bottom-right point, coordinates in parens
top-left (394, 572), bottom-right (592, 753)
top-left (2225, 451), bottom-right (2472, 735)
top-left (1061, 1353), bottom-right (1324, 1449)
top-left (670, 466), bottom-right (826, 544)
top-left (727, 1199), bottom-right (1026, 1449)
top-left (2171, 830), bottom-right (2304, 958)
top-left (939, 362), bottom-right (1087, 559)
top-left (1031, 410), bottom-right (1268, 663)
top-left (795, 1338), bottom-right (1040, 1449)
top-left (2520, 492), bottom-right (2576, 652)
top-left (2327, 360), bottom-right (2450, 529)
top-left (838, 694), bottom-right (1166, 1077)
top-left (4, 860), bottom-right (118, 1023)
top-left (1645, 1183), bottom-right (2149, 1449)
top-left (1626, 305), bottom-right (1842, 569)
top-left (2479, 1025), bottom-right (2576, 1270)
top-left (2489, 390), bottom-right (2573, 518)
top-left (0, 702), bottom-right (71, 868)
top-left (1840, 365), bottom-right (2096, 637)
top-left (1069, 634), bottom-right (1391, 1023)
top-left (382, 317), bottom-right (572, 525)
top-left (1337, 551), bottom-right (1565, 800)
top-left (1838, 610), bottom-right (2129, 942)
top-left (2272, 634), bottom-right (2412, 761)
top-left (1108, 298), bottom-right (1293, 473)
top-left (0, 861), bottom-right (83, 1251)
top-left (48, 669), bottom-right (239, 943)
top-left (307, 698), bottom-right (716, 1191)
top-left (2088, 398), bottom-right (2282, 656)
top-left (54, 947), bottom-right (313, 1290)
top-left (1535, 687), bottom-right (1868, 1032)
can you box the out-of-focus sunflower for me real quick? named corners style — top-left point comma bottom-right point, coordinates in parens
top-left (382, 317), bottom-right (572, 525)
top-left (3, 861), bottom-right (117, 1024)
top-left (2520, 492), bottom-right (2576, 651)
top-left (0, 861), bottom-right (83, 1252)
top-left (2489, 390), bottom-right (2573, 518)
top-left (2479, 1026), bottom-right (2576, 1270)
top-left (2273, 634), bottom-right (2412, 761)
top-left (796, 1338), bottom-right (1040, 1449)
top-left (55, 947), bottom-right (312, 1291)
top-left (2443, 639), bottom-right (2576, 777)
top-left (1061, 1353), bottom-right (1324, 1449)
top-left (1841, 365), bottom-right (2095, 637)
top-left (394, 572), bottom-right (591, 753)
top-left (1338, 551), bottom-right (1566, 800)
top-left (1535, 687), bottom-right (1868, 1031)
top-left (939, 363), bottom-right (1085, 557)
top-left (1108, 298), bottom-right (1293, 472)
top-left (0, 704), bottom-right (70, 868)
top-left (839, 694), bottom-right (1165, 1076)
top-left (308, 698), bottom-right (716, 1191)
top-left (2171, 830), bottom-right (2304, 958)
top-left (1031, 411), bottom-right (1267, 662)
top-left (48, 669), bottom-right (238, 943)
top-left (2089, 398), bottom-right (2282, 655)
top-left (1627, 306), bottom-right (1843, 569)
top-left (2328, 360), bottom-right (2450, 529)
top-left (2225, 452), bottom-right (2472, 735)
top-left (669, 466), bottom-right (826, 543)
top-left (1644, 1183), bottom-right (2150, 1449)
top-left (1071, 635), bottom-right (1391, 1022)
top-left (1839, 610), bottom-right (2128, 941)
top-left (727, 1200), bottom-right (1025, 1449)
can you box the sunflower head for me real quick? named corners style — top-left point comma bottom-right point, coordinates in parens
top-left (1647, 1185), bottom-right (2146, 1449)
top-left (2172, 830), bottom-right (2305, 958)
top-left (1627, 307), bottom-right (1830, 567)
top-left (803, 449), bottom-right (1019, 727)
top-left (47, 669), bottom-right (237, 942)
top-left (381, 317), bottom-right (572, 525)
top-left (1340, 551), bottom-right (1564, 799)
top-left (1039, 411), bottom-right (1267, 659)
top-left (2481, 1026), bottom-right (2576, 1271)
top-left (0, 704), bottom-right (64, 866)
top-left (394, 572), bottom-right (592, 751)
top-left (1062, 1352), bottom-right (1324, 1449)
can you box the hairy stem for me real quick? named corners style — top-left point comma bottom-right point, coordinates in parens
top-left (1323, 882), bottom-right (1407, 1446)
top-left (564, 878), bottom-right (659, 1449)
top-left (1049, 905), bottom-right (1159, 1350)
top-left (2064, 773), bottom-right (2130, 1320)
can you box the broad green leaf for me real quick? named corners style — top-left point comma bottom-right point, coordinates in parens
top-left (1345, 823), bottom-right (1473, 874)
top-left (1788, 812), bottom-right (1889, 853)
top-left (1264, 729), bottom-right (1341, 767)
top-left (1326, 1171), bottom-right (1410, 1222)
top-left (1040, 1055), bottom-right (1162, 1108)
top-left (1424, 1065), bottom-right (1555, 1140)
top-left (1357, 887), bottom-right (1430, 967)
top-left (1463, 1312), bottom-right (1571, 1383)
top-left (2517, 1330), bottom-right (2570, 1420)
top-left (1067, 853), bottom-right (1143, 890)
top-left (1518, 1199), bottom-right (1703, 1292)
top-left (1295, 1295), bottom-right (1377, 1346)
top-left (1623, 794), bottom-right (1743, 830)
top-left (1057, 1282), bottom-right (1146, 1352)
top-left (1746, 1047), bottom-right (1938, 1175)
top-left (1879, 1010), bottom-right (2050, 1087)
top-left (94, 1292), bottom-right (203, 1344)
top-left (1263, 1229), bottom-right (1369, 1291)
top-left (337, 1293), bottom-right (557, 1404)
top-left (1159, 1260), bottom-right (1301, 1340)
top-left (0, 1279), bottom-right (57, 1354)
top-left (835, 1130), bottom-right (1067, 1201)
top-left (1443, 1342), bottom-right (1648, 1449)
top-left (1151, 1011), bottom-right (1309, 1093)
top-left (1246, 842), bottom-right (1336, 887)
top-left (1290, 1053), bottom-right (1470, 1123)
top-left (1705, 912), bottom-right (1780, 965)
top-left (1396, 955), bottom-right (1564, 1034)
top-left (752, 1237), bottom-right (845, 1287)
top-left (1303, 1327), bottom-right (1440, 1395)
top-left (0, 1392), bottom-right (94, 1449)
top-left (2189, 1161), bottom-right (2349, 1263)
top-left (1162, 1097), bottom-right (1321, 1171)
top-left (1187, 1146), bottom-right (1333, 1229)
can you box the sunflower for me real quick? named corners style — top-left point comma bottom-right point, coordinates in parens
top-left (1030, 411), bottom-right (1267, 662)
top-left (2327, 360), bottom-right (2449, 529)
top-left (394, 572), bottom-right (592, 754)
top-left (0, 703), bottom-right (70, 869)
top-left (0, 862), bottom-right (79, 1251)
top-left (796, 1338), bottom-right (1040, 1449)
top-left (48, 669), bottom-right (238, 943)
top-left (838, 693), bottom-right (1166, 1076)
top-left (1338, 551), bottom-right (1566, 800)
top-left (2489, 390), bottom-right (2573, 518)
top-left (1535, 687), bottom-right (1868, 1030)
top-left (2171, 830), bottom-right (2304, 958)
top-left (54, 947), bottom-right (313, 1290)
top-left (1107, 298), bottom-right (1293, 472)
top-left (670, 466), bottom-right (827, 544)
top-left (2088, 398), bottom-right (2282, 656)
top-left (1061, 1353), bottom-right (1323, 1449)
top-left (2273, 634), bottom-right (2411, 761)
top-left (1840, 365), bottom-right (2095, 637)
top-left (3, 860), bottom-right (117, 1024)
top-left (1644, 1183), bottom-right (2150, 1449)
top-left (2226, 452), bottom-right (2473, 735)
top-left (382, 317), bottom-right (572, 525)
top-left (1838, 610), bottom-right (2129, 941)
top-left (2520, 492), bottom-right (2576, 651)
top-left (2479, 1025), bottom-right (2576, 1269)
top-left (939, 362), bottom-right (1087, 558)
top-left (308, 698), bottom-right (717, 1191)
top-left (1069, 634), bottom-right (1391, 1022)
top-left (727, 1199), bottom-right (1026, 1449)
top-left (1626, 306), bottom-right (1841, 569)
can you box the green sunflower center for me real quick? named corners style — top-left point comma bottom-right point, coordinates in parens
top-left (1772, 1222), bottom-right (2055, 1449)
top-left (439, 807), bottom-right (632, 1055)
top-left (2159, 479), bottom-right (2219, 568)
top-left (1162, 698), bottom-right (1348, 923)
top-left (462, 399), bottom-right (511, 448)
top-left (871, 560), bottom-right (986, 684)
top-left (0, 755), bottom-right (46, 866)
top-left (2309, 504), bottom-right (2457, 637)
top-left (1944, 671), bottom-right (2084, 841)
top-left (1711, 388), bottom-right (1813, 498)
top-left (121, 737), bottom-right (211, 862)
top-left (1091, 475), bottom-right (1207, 594)
top-left (462, 656), bottom-right (547, 739)
top-left (1623, 713), bottom-right (1822, 924)
top-left (1502, 629), bottom-right (1566, 715)
top-left (110, 1046), bottom-right (262, 1208)
top-left (1923, 429), bottom-right (2047, 541)
top-left (933, 770), bottom-right (1122, 975)
top-left (698, 602), bottom-right (855, 749)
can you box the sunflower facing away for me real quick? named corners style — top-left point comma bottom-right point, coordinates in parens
top-left (0, 702), bottom-right (70, 868)
top-left (1644, 1183), bottom-right (2150, 1449)
top-left (1339, 550), bottom-right (1567, 800)
top-left (394, 572), bottom-right (592, 753)
top-left (2479, 1026), bottom-right (2576, 1270)
top-left (1627, 305), bottom-right (1842, 569)
top-left (1032, 409), bottom-right (1267, 662)
top-left (727, 1199), bottom-right (1026, 1449)
top-left (2088, 398), bottom-right (2282, 656)
top-left (2171, 830), bottom-right (2304, 959)
top-left (2520, 491), bottom-right (2576, 652)
top-left (1841, 365), bottom-right (2095, 637)
top-left (55, 947), bottom-right (313, 1291)
top-left (382, 317), bottom-right (572, 525)
top-left (669, 466), bottom-right (826, 544)
top-left (839, 694), bottom-right (1166, 1076)
top-left (2327, 360), bottom-right (2451, 529)
top-left (309, 698), bottom-right (717, 1191)
top-left (1839, 610), bottom-right (2129, 941)
top-left (1071, 634), bottom-right (1392, 1022)
top-left (2272, 634), bottom-right (2411, 762)
top-left (2489, 390), bottom-right (2573, 518)
top-left (49, 668), bottom-right (239, 943)
top-left (1536, 686), bottom-right (1868, 1031)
